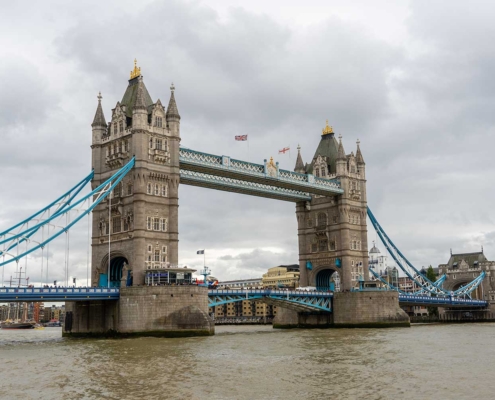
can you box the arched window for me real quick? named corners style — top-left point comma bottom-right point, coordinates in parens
top-left (317, 213), bottom-right (327, 227)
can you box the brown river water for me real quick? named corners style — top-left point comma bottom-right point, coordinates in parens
top-left (1, 324), bottom-right (494, 400)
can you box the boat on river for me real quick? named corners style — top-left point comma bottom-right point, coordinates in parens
top-left (1, 320), bottom-right (35, 329)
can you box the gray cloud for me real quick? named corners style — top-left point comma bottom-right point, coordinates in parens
top-left (1, 0), bottom-right (495, 285)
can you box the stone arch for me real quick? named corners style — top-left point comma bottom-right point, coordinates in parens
top-left (100, 250), bottom-right (130, 288)
top-left (309, 265), bottom-right (340, 292)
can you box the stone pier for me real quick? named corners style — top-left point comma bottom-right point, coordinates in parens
top-left (63, 286), bottom-right (214, 338)
top-left (273, 291), bottom-right (410, 329)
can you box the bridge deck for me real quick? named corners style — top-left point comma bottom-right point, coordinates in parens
top-left (0, 288), bottom-right (488, 310)
top-left (0, 287), bottom-right (120, 302)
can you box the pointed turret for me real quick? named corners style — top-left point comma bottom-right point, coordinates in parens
top-left (356, 139), bottom-right (365, 164)
top-left (337, 135), bottom-right (346, 160)
top-left (336, 134), bottom-right (347, 176)
top-left (294, 144), bottom-right (305, 173)
top-left (166, 83), bottom-right (180, 137)
top-left (134, 77), bottom-right (147, 111)
top-left (92, 92), bottom-right (107, 128)
top-left (166, 83), bottom-right (180, 121)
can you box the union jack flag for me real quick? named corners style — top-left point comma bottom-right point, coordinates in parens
top-left (235, 135), bottom-right (248, 141)
top-left (278, 146), bottom-right (290, 154)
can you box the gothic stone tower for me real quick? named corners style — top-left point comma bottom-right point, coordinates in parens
top-left (295, 121), bottom-right (368, 292)
top-left (90, 61), bottom-right (180, 287)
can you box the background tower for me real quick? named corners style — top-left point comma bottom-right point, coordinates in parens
top-left (295, 121), bottom-right (368, 291)
top-left (90, 61), bottom-right (180, 287)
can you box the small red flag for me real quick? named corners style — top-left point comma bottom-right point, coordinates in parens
top-left (235, 135), bottom-right (248, 141)
top-left (278, 146), bottom-right (290, 154)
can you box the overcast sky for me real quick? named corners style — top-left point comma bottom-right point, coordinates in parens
top-left (1, 0), bottom-right (495, 285)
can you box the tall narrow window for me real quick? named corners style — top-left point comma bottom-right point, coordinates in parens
top-left (149, 138), bottom-right (153, 149)
top-left (317, 213), bottom-right (327, 227)
top-left (119, 121), bottom-right (124, 133)
top-left (125, 140), bottom-right (129, 152)
top-left (154, 184), bottom-right (159, 195)
top-left (154, 250), bottom-right (160, 262)
top-left (147, 217), bottom-right (152, 230)
top-left (147, 183), bottom-right (152, 195)
top-left (153, 217), bottom-right (160, 231)
top-left (155, 117), bottom-right (162, 127)
top-left (162, 184), bottom-right (168, 197)
top-left (315, 168), bottom-right (320, 177)
top-left (118, 141), bottom-right (122, 153)
top-left (162, 246), bottom-right (167, 254)
top-left (113, 123), bottom-right (117, 135)
top-left (123, 218), bottom-right (129, 231)
top-left (112, 217), bottom-right (121, 234)
top-left (127, 184), bottom-right (132, 196)
top-left (164, 140), bottom-right (168, 152)
top-left (161, 218), bottom-right (167, 232)
top-left (156, 139), bottom-right (163, 150)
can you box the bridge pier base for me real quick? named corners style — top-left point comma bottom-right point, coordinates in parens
top-left (63, 286), bottom-right (214, 338)
top-left (333, 291), bottom-right (410, 328)
top-left (273, 308), bottom-right (333, 329)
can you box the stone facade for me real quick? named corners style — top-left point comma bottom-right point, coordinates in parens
top-left (90, 67), bottom-right (180, 287)
top-left (63, 286), bottom-right (214, 337)
top-left (295, 123), bottom-right (369, 291)
top-left (333, 291), bottom-right (410, 327)
top-left (438, 251), bottom-right (495, 310)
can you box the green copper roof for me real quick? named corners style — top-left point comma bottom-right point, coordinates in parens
top-left (307, 134), bottom-right (340, 174)
top-left (121, 77), bottom-right (154, 117)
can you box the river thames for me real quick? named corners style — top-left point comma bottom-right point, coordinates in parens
top-left (1, 324), bottom-right (494, 400)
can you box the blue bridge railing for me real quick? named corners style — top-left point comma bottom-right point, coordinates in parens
top-left (0, 287), bottom-right (120, 302)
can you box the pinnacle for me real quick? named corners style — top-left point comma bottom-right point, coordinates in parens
top-left (91, 92), bottom-right (107, 128)
top-left (134, 77), bottom-right (147, 111)
top-left (337, 136), bottom-right (346, 160)
top-left (356, 140), bottom-right (365, 164)
top-left (294, 144), bottom-right (305, 173)
top-left (166, 83), bottom-right (180, 120)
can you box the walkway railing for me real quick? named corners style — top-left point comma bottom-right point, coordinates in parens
top-left (0, 287), bottom-right (120, 302)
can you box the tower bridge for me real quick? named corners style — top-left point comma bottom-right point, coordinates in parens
top-left (0, 61), bottom-right (490, 336)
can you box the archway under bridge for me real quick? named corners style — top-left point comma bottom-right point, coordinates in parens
top-left (315, 268), bottom-right (340, 292)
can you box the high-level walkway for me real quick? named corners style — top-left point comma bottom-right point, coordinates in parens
top-left (179, 147), bottom-right (343, 201)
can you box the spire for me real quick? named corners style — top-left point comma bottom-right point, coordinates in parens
top-left (294, 144), bottom-right (305, 173)
top-left (166, 83), bottom-right (180, 120)
top-left (91, 92), bottom-right (107, 128)
top-left (337, 134), bottom-right (346, 160)
top-left (133, 77), bottom-right (147, 111)
top-left (356, 139), bottom-right (365, 164)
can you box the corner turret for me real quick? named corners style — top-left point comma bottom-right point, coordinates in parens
top-left (294, 144), bottom-right (305, 173)
top-left (336, 135), bottom-right (347, 175)
top-left (166, 83), bottom-right (180, 137)
top-left (92, 92), bottom-right (107, 145)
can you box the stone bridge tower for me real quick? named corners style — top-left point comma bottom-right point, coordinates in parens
top-left (90, 61), bottom-right (180, 287)
top-left (295, 121), bottom-right (369, 292)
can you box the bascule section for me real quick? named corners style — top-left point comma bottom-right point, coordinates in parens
top-left (90, 61), bottom-right (180, 288)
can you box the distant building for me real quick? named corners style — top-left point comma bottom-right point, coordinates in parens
top-left (262, 265), bottom-right (300, 289)
top-left (217, 278), bottom-right (262, 289)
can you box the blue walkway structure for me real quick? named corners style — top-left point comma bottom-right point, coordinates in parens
top-left (0, 287), bottom-right (119, 302)
top-left (0, 287), bottom-right (488, 308)
top-left (179, 148), bottom-right (343, 201)
top-left (208, 289), bottom-right (333, 312)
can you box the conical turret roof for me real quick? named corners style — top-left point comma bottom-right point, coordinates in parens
top-left (91, 92), bottom-right (107, 128)
top-left (337, 135), bottom-right (346, 160)
top-left (133, 77), bottom-right (147, 111)
top-left (120, 75), bottom-right (153, 117)
top-left (294, 145), bottom-right (305, 173)
top-left (307, 121), bottom-right (340, 174)
top-left (166, 83), bottom-right (180, 120)
top-left (356, 139), bottom-right (365, 164)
